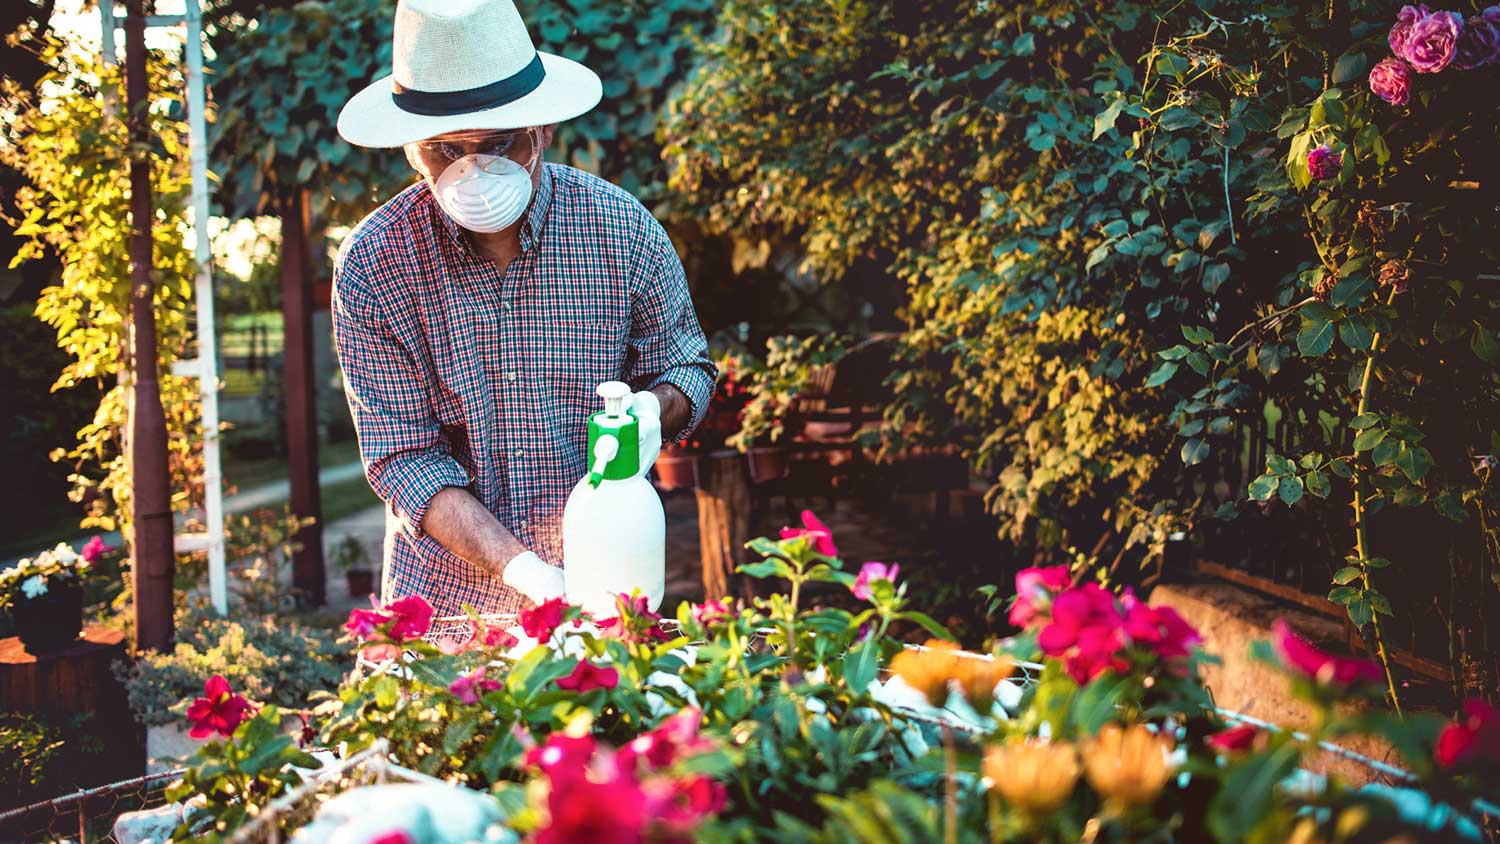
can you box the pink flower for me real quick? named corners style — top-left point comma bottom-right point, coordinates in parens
top-left (556, 660), bottom-right (620, 693)
top-left (519, 596), bottom-right (568, 642)
top-left (1307, 146), bottom-right (1340, 181)
top-left (1037, 584), bottom-right (1129, 684)
top-left (620, 708), bottom-right (711, 772)
top-left (368, 832), bottom-right (414, 844)
top-left (642, 774), bottom-right (728, 833)
top-left (780, 510), bottom-right (838, 557)
top-left (690, 597), bottom-right (734, 628)
top-left (185, 675), bottom-right (255, 739)
top-left (1435, 699), bottom-right (1500, 768)
top-left (344, 605), bottom-right (392, 639)
top-left (1207, 724), bottom-right (1260, 754)
top-left (1369, 57), bottom-right (1414, 106)
top-left (1121, 596), bottom-right (1202, 662)
top-left (851, 561), bottom-right (900, 601)
top-left (448, 666), bottom-right (501, 704)
top-left (1388, 4), bottom-right (1426, 56)
top-left (597, 593), bottom-right (671, 643)
top-left (525, 733), bottom-right (598, 782)
top-left (536, 755), bottom-right (646, 844)
top-left (1455, 8), bottom-right (1500, 69)
top-left (383, 595), bottom-right (435, 641)
top-left (482, 624), bottom-right (519, 649)
top-left (1399, 6), bottom-right (1464, 73)
top-left (1009, 565), bottom-right (1072, 629)
top-left (1272, 620), bottom-right (1384, 687)
top-left (80, 535), bottom-right (115, 563)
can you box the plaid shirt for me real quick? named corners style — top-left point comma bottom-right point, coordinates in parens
top-left (332, 163), bottom-right (715, 618)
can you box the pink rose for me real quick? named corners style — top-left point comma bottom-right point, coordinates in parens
top-left (1272, 619), bottom-right (1384, 687)
top-left (1435, 698), bottom-right (1500, 768)
top-left (851, 561), bottom-right (900, 601)
top-left (1307, 145), bottom-right (1341, 181)
top-left (780, 510), bottom-right (838, 557)
top-left (1008, 565), bottom-right (1072, 629)
top-left (344, 605), bottom-right (391, 640)
top-left (1388, 4), bottom-right (1427, 56)
top-left (1369, 57), bottom-right (1414, 106)
top-left (1400, 7), bottom-right (1463, 73)
top-left (80, 535), bottom-right (115, 563)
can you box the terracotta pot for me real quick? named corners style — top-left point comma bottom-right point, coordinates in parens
top-left (346, 568), bottom-right (376, 598)
top-left (12, 582), bottom-right (84, 653)
top-left (653, 451), bottom-right (701, 491)
top-left (746, 446), bottom-right (791, 484)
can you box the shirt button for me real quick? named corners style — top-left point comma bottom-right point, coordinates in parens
top-left (503, 301), bottom-right (513, 312)
top-left (514, 447), bottom-right (524, 457)
top-left (519, 519), bottom-right (528, 529)
top-left (505, 371), bottom-right (518, 382)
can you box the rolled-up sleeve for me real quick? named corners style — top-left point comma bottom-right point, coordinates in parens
top-left (331, 246), bottom-right (472, 538)
top-left (626, 221), bottom-right (717, 440)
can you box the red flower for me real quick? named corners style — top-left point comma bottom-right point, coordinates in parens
top-left (185, 675), bottom-right (255, 739)
top-left (851, 561), bottom-right (900, 601)
top-left (368, 832), bottom-right (413, 844)
top-left (598, 593), bottom-right (671, 643)
top-left (1207, 723), bottom-right (1260, 754)
top-left (780, 509), bottom-right (838, 557)
top-left (1435, 699), bottom-right (1500, 768)
top-left (1008, 565), bottom-right (1071, 629)
top-left (1121, 595), bottom-right (1202, 662)
top-left (80, 535), bottom-right (115, 563)
top-left (384, 595), bottom-right (435, 641)
top-left (448, 666), bottom-right (502, 704)
top-left (482, 623), bottom-right (519, 649)
top-left (556, 660), bottom-right (620, 693)
top-left (643, 774), bottom-right (728, 835)
top-left (537, 754), bottom-right (646, 844)
top-left (525, 733), bottom-right (598, 782)
top-left (620, 708), bottom-right (711, 772)
top-left (520, 597), bottom-right (569, 642)
top-left (1272, 620), bottom-right (1384, 688)
top-left (1037, 584), bottom-right (1129, 683)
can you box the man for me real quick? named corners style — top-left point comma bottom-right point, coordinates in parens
top-left (331, 0), bottom-right (715, 619)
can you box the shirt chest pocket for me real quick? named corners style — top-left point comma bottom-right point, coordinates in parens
top-left (530, 319), bottom-right (629, 390)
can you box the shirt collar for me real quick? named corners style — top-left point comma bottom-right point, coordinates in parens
top-left (433, 162), bottom-right (556, 256)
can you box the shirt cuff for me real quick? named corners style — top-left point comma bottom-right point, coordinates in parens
top-left (380, 451), bottom-right (474, 540)
top-left (650, 364), bottom-right (717, 442)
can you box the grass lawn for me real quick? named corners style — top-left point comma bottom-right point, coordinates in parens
top-left (319, 474), bottom-right (382, 525)
top-left (223, 438), bottom-right (363, 493)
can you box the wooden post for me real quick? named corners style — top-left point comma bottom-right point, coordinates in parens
top-left (696, 450), bottom-right (751, 600)
top-left (280, 188), bottom-right (326, 606)
top-left (125, 0), bottom-right (175, 653)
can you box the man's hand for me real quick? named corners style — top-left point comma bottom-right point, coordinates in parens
top-left (631, 389), bottom-right (663, 478)
top-left (647, 383), bottom-right (692, 443)
top-left (501, 551), bottom-right (566, 604)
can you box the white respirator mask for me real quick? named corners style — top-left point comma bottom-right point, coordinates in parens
top-left (419, 128), bottom-right (540, 234)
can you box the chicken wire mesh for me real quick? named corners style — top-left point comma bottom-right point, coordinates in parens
top-left (0, 769), bottom-right (183, 844)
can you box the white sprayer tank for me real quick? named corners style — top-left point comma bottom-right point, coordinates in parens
top-left (562, 382), bottom-right (666, 618)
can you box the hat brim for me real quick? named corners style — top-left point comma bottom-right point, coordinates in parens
top-left (337, 52), bottom-right (603, 148)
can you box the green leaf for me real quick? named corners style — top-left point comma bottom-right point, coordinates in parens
top-left (1267, 454), bottom-right (1296, 476)
top-left (1185, 350), bottom-right (1211, 375)
top-left (1305, 470), bottom-right (1331, 499)
top-left (1395, 445), bottom-right (1433, 482)
top-left (1182, 437), bottom-right (1211, 466)
top-left (1297, 317), bottom-right (1336, 357)
top-left (1368, 590), bottom-right (1394, 616)
top-left (1093, 95), bottom-right (1125, 140)
top-left (1328, 585), bottom-right (1359, 605)
top-left (1248, 473), bottom-right (1278, 501)
top-left (1349, 413), bottom-right (1381, 429)
top-left (843, 642), bottom-right (879, 692)
top-left (1339, 319), bottom-right (1374, 352)
top-left (1347, 596), bottom-right (1373, 628)
top-left (1332, 51), bottom-right (1370, 85)
top-left (897, 610), bottom-right (953, 641)
top-left (1471, 325), bottom-right (1500, 364)
top-left (1278, 475), bottom-right (1304, 505)
top-left (1158, 344), bottom-right (1191, 361)
top-left (1202, 263), bottom-right (1231, 293)
top-left (1329, 458), bottom-right (1354, 478)
top-left (1353, 428), bottom-right (1387, 452)
top-left (1329, 274), bottom-right (1373, 309)
top-left (1332, 566), bottom-right (1362, 585)
top-left (1144, 361), bottom-right (1179, 388)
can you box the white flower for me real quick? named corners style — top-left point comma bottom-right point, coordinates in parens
top-left (21, 575), bottom-right (48, 599)
top-left (51, 543), bottom-right (78, 563)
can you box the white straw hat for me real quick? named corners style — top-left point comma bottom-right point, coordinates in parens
top-left (337, 0), bottom-right (602, 148)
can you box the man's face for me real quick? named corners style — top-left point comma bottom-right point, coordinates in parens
top-left (405, 124), bottom-right (555, 194)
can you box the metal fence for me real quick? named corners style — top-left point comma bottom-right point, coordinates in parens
top-left (0, 770), bottom-right (183, 844)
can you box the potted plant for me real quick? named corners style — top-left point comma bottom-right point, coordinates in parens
top-left (1, 539), bottom-right (102, 653)
top-left (331, 534), bottom-right (376, 598)
top-left (729, 334), bottom-right (848, 483)
top-left (653, 351), bottom-right (756, 491)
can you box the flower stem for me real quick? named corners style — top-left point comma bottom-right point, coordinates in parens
top-left (1351, 291), bottom-right (1402, 715)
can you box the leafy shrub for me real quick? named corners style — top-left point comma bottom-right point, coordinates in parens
top-left (116, 608), bottom-right (348, 728)
top-left (0, 712), bottom-right (102, 808)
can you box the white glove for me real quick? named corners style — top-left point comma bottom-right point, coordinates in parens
top-left (629, 389), bottom-right (663, 479)
top-left (501, 551), bottom-right (565, 604)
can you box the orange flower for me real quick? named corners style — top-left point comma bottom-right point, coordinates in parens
top-left (890, 641), bottom-right (1012, 711)
top-left (984, 739), bottom-right (1081, 814)
top-left (952, 654), bottom-right (1014, 712)
top-left (1083, 723), bottom-right (1175, 812)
